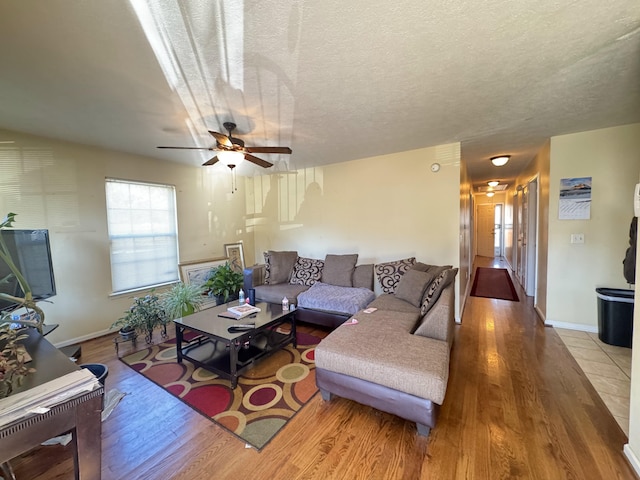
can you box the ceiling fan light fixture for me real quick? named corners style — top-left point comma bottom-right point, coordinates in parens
top-left (488, 180), bottom-right (499, 187)
top-left (218, 150), bottom-right (245, 167)
top-left (490, 155), bottom-right (510, 167)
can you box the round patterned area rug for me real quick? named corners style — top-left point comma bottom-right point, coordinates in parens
top-left (120, 331), bottom-right (320, 450)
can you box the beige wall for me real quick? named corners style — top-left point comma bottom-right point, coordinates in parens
top-left (248, 144), bottom-right (462, 317)
top-left (0, 129), bottom-right (251, 345)
top-left (547, 124), bottom-right (640, 330)
top-left (515, 139), bottom-right (550, 319)
top-left (459, 155), bottom-right (472, 313)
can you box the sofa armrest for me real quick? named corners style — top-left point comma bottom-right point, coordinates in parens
top-left (243, 264), bottom-right (266, 292)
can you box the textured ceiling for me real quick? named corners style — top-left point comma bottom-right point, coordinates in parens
top-left (0, 0), bottom-right (639, 190)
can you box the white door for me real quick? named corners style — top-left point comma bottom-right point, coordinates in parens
top-left (517, 186), bottom-right (528, 285)
top-left (525, 179), bottom-right (538, 297)
top-left (477, 204), bottom-right (496, 257)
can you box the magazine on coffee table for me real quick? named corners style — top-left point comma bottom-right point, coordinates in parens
top-left (226, 304), bottom-right (261, 318)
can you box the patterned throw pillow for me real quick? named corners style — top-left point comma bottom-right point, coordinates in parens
top-left (263, 251), bottom-right (272, 284)
top-left (420, 268), bottom-right (458, 316)
top-left (374, 257), bottom-right (416, 294)
top-left (290, 257), bottom-right (325, 286)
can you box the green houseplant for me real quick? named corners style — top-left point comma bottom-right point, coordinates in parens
top-left (162, 281), bottom-right (205, 320)
top-left (204, 262), bottom-right (243, 305)
top-left (112, 291), bottom-right (168, 344)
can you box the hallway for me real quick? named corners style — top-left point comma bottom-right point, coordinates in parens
top-left (433, 255), bottom-right (635, 478)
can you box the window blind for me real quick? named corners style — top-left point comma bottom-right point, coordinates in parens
top-left (105, 179), bottom-right (179, 293)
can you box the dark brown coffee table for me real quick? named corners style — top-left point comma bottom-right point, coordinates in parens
top-left (173, 301), bottom-right (296, 388)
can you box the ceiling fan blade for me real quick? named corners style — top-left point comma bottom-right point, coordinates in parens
top-left (245, 146), bottom-right (292, 154)
top-left (157, 146), bottom-right (212, 150)
top-left (244, 153), bottom-right (273, 168)
top-left (208, 130), bottom-right (232, 147)
top-left (202, 156), bottom-right (219, 166)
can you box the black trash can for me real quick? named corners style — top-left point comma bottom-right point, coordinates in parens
top-left (596, 288), bottom-right (635, 348)
top-left (80, 363), bottom-right (109, 387)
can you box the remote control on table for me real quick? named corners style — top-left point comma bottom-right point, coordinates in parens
top-left (227, 324), bottom-right (255, 332)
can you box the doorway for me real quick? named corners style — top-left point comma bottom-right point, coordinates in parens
top-left (477, 203), bottom-right (503, 257)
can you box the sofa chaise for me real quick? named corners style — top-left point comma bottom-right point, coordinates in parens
top-left (315, 260), bottom-right (458, 436)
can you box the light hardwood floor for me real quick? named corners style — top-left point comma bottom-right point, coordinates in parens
top-left (10, 256), bottom-right (637, 479)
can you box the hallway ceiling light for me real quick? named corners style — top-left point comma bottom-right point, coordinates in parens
top-left (490, 155), bottom-right (510, 167)
top-left (488, 180), bottom-right (499, 187)
top-left (486, 192), bottom-right (495, 197)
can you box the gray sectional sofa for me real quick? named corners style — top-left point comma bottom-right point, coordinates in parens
top-left (244, 251), bottom-right (458, 436)
top-left (243, 251), bottom-right (377, 328)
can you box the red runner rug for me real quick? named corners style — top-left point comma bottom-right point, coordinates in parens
top-left (120, 331), bottom-right (320, 450)
top-left (470, 267), bottom-right (519, 302)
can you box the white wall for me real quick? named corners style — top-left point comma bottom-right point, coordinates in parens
top-left (546, 124), bottom-right (640, 330)
top-left (247, 143), bottom-right (462, 316)
top-left (0, 129), bottom-right (251, 345)
top-left (624, 171), bottom-right (640, 474)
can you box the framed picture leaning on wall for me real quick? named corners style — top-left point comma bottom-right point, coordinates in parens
top-left (178, 257), bottom-right (228, 309)
top-left (224, 242), bottom-right (245, 273)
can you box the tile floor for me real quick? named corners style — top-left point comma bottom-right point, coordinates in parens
top-left (555, 328), bottom-right (632, 435)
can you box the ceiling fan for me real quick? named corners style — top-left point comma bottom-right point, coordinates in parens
top-left (157, 122), bottom-right (292, 169)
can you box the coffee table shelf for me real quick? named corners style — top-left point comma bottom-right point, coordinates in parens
top-left (174, 302), bottom-right (296, 388)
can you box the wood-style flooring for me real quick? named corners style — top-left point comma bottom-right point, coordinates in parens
top-left (9, 256), bottom-right (637, 479)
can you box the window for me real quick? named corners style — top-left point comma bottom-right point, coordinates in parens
top-left (105, 179), bottom-right (179, 293)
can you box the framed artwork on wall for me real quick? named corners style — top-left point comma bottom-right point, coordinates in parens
top-left (559, 177), bottom-right (592, 220)
top-left (178, 257), bottom-right (228, 309)
top-left (224, 241), bottom-right (245, 273)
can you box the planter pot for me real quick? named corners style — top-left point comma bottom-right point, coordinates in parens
top-left (213, 293), bottom-right (239, 306)
top-left (119, 326), bottom-right (136, 341)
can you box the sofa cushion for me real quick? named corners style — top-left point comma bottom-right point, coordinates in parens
top-left (353, 264), bottom-right (374, 290)
top-left (321, 254), bottom-right (358, 287)
top-left (254, 283), bottom-right (309, 304)
top-left (420, 268), bottom-right (458, 316)
top-left (297, 282), bottom-right (376, 315)
top-left (367, 293), bottom-right (421, 314)
top-left (315, 310), bottom-right (450, 404)
top-left (290, 256), bottom-right (324, 286)
top-left (394, 270), bottom-right (436, 308)
top-left (264, 250), bottom-right (298, 285)
top-left (374, 257), bottom-right (416, 293)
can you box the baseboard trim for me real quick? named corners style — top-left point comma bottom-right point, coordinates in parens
top-left (544, 319), bottom-right (598, 333)
top-left (52, 328), bottom-right (113, 349)
top-left (624, 444), bottom-right (640, 476)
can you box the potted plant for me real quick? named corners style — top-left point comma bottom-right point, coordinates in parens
top-left (162, 281), bottom-right (205, 320)
top-left (203, 262), bottom-right (243, 305)
top-left (0, 325), bottom-right (36, 398)
top-left (112, 291), bottom-right (168, 344)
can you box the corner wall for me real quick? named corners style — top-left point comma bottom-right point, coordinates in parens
top-left (248, 143), bottom-right (462, 317)
top-left (515, 139), bottom-right (550, 319)
top-left (546, 124), bottom-right (640, 330)
top-left (0, 129), bottom-right (251, 345)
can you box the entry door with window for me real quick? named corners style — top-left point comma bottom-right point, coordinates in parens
top-left (477, 204), bottom-right (496, 257)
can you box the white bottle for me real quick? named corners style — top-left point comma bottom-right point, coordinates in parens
top-left (238, 289), bottom-right (245, 305)
top-left (282, 296), bottom-right (289, 311)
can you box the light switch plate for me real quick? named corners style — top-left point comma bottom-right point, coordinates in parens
top-left (570, 233), bottom-right (585, 244)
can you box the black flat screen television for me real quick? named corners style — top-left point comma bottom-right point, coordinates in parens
top-left (0, 229), bottom-right (56, 312)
